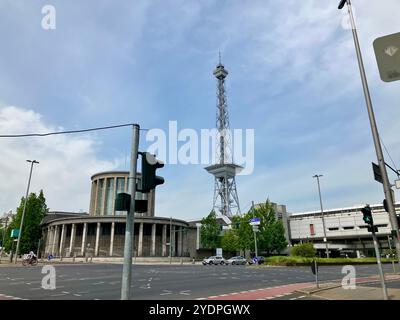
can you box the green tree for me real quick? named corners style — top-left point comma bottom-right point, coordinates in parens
top-left (200, 211), bottom-right (221, 249)
top-left (221, 229), bottom-right (239, 252)
top-left (231, 215), bottom-right (253, 252)
top-left (291, 242), bottom-right (316, 258)
top-left (248, 200), bottom-right (288, 255)
top-left (4, 190), bottom-right (48, 254)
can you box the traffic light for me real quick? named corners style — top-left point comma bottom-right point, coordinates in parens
top-left (361, 205), bottom-right (373, 225)
top-left (140, 152), bottom-right (164, 193)
top-left (383, 199), bottom-right (389, 213)
top-left (338, 0), bottom-right (347, 9)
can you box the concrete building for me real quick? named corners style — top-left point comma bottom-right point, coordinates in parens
top-left (42, 171), bottom-right (194, 259)
top-left (289, 203), bottom-right (400, 257)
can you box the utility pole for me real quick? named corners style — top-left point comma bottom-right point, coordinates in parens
top-left (313, 175), bottom-right (329, 258)
top-left (338, 0), bottom-right (400, 266)
top-left (251, 201), bottom-right (258, 258)
top-left (169, 217), bottom-right (172, 264)
top-left (371, 227), bottom-right (389, 300)
top-left (15, 160), bottom-right (39, 264)
top-left (121, 124), bottom-right (140, 300)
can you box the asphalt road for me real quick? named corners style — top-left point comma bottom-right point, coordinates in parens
top-left (0, 263), bottom-right (396, 300)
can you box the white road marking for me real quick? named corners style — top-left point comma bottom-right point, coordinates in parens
top-left (160, 290), bottom-right (172, 296)
top-left (91, 281), bottom-right (105, 285)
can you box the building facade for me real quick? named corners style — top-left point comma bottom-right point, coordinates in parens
top-left (289, 203), bottom-right (400, 257)
top-left (42, 172), bottom-right (196, 258)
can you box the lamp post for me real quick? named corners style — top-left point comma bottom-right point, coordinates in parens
top-left (14, 160), bottom-right (39, 264)
top-left (313, 174), bottom-right (329, 258)
top-left (338, 0), bottom-right (400, 266)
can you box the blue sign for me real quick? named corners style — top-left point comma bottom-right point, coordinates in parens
top-left (249, 218), bottom-right (261, 226)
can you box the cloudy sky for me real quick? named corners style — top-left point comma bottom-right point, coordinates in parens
top-left (0, 0), bottom-right (399, 220)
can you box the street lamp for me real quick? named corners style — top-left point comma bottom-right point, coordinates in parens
top-left (14, 160), bottom-right (39, 264)
top-left (338, 0), bottom-right (400, 266)
top-left (313, 174), bottom-right (329, 258)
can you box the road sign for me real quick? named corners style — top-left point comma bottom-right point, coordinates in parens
top-left (252, 226), bottom-right (259, 232)
top-left (249, 218), bottom-right (261, 226)
top-left (373, 32), bottom-right (400, 82)
top-left (216, 248), bottom-right (222, 256)
top-left (10, 229), bottom-right (19, 238)
top-left (372, 162), bottom-right (383, 184)
top-left (396, 179), bottom-right (400, 190)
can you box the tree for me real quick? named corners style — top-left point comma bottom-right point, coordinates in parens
top-left (231, 215), bottom-right (253, 252)
top-left (291, 242), bottom-right (316, 258)
top-left (200, 211), bottom-right (221, 249)
top-left (4, 190), bottom-right (48, 254)
top-left (248, 200), bottom-right (288, 255)
top-left (221, 229), bottom-right (239, 253)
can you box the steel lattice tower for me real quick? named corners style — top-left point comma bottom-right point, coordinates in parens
top-left (205, 57), bottom-right (242, 217)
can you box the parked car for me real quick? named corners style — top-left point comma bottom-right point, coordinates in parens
top-left (202, 256), bottom-right (226, 265)
top-left (248, 256), bottom-right (265, 265)
top-left (225, 256), bottom-right (247, 265)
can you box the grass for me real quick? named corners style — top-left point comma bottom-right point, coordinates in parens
top-left (257, 256), bottom-right (399, 266)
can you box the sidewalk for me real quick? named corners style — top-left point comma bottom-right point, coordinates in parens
top-left (296, 274), bottom-right (400, 300)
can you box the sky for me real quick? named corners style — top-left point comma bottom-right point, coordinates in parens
top-left (0, 0), bottom-right (399, 221)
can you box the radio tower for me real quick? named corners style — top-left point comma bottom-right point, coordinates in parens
top-left (205, 54), bottom-right (242, 217)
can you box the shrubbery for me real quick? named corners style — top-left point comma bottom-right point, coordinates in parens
top-left (290, 242), bottom-right (316, 258)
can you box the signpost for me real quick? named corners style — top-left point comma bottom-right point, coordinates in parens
top-left (249, 216), bottom-right (260, 259)
top-left (373, 32), bottom-right (400, 83)
top-left (10, 229), bottom-right (20, 239)
top-left (249, 218), bottom-right (261, 226)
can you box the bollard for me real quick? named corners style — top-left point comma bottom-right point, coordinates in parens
top-left (90, 256), bottom-right (93, 263)
top-left (192, 257), bottom-right (195, 265)
top-left (73, 254), bottom-right (76, 263)
top-left (85, 255), bottom-right (88, 263)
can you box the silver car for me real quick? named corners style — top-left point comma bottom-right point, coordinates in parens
top-left (202, 256), bottom-right (226, 265)
top-left (225, 256), bottom-right (247, 265)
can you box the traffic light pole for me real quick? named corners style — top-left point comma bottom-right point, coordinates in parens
top-left (121, 124), bottom-right (140, 300)
top-left (341, 0), bottom-right (400, 265)
top-left (371, 227), bottom-right (389, 300)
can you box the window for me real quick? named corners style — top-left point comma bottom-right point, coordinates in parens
top-left (343, 226), bottom-right (354, 230)
top-left (309, 224), bottom-right (315, 236)
top-left (328, 227), bottom-right (339, 231)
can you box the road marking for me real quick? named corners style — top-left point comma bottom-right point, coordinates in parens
top-left (180, 290), bottom-right (191, 296)
top-left (92, 281), bottom-right (105, 285)
top-left (160, 290), bottom-right (172, 296)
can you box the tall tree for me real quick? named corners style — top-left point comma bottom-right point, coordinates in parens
top-left (221, 229), bottom-right (239, 252)
top-left (200, 211), bottom-right (221, 249)
top-left (4, 190), bottom-right (48, 254)
top-left (254, 200), bottom-right (288, 255)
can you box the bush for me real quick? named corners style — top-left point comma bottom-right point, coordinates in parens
top-left (291, 242), bottom-right (316, 258)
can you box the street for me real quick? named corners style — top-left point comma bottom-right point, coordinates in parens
top-left (0, 263), bottom-right (398, 300)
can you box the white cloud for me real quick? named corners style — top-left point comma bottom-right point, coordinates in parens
top-left (0, 106), bottom-right (118, 213)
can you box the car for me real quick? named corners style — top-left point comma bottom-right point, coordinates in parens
top-left (202, 256), bottom-right (226, 265)
top-left (225, 256), bottom-right (247, 265)
top-left (248, 256), bottom-right (265, 265)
